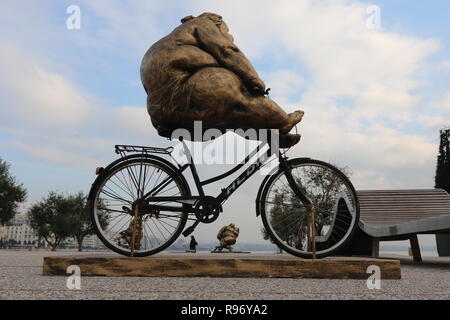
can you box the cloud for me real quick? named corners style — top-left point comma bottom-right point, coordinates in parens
top-left (435, 90), bottom-right (450, 112)
top-left (260, 70), bottom-right (305, 104)
top-left (0, 44), bottom-right (90, 131)
top-left (0, 40), bottom-right (161, 170)
top-left (435, 59), bottom-right (450, 73)
top-left (77, 0), bottom-right (190, 58)
top-left (9, 141), bottom-right (101, 169)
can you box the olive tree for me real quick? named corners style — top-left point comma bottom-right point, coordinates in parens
top-left (28, 192), bottom-right (74, 251)
top-left (0, 158), bottom-right (27, 225)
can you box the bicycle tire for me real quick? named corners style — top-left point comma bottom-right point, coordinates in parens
top-left (259, 158), bottom-right (360, 259)
top-left (89, 157), bottom-right (190, 257)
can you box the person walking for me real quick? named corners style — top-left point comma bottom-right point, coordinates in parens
top-left (189, 235), bottom-right (198, 252)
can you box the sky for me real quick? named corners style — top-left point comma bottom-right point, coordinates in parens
top-left (1, 0), bottom-right (450, 248)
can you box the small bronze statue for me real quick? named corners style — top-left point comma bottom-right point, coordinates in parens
top-left (115, 216), bottom-right (143, 250)
top-left (213, 223), bottom-right (240, 252)
top-left (140, 12), bottom-right (303, 148)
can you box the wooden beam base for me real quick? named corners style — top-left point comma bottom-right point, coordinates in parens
top-left (43, 253), bottom-right (401, 279)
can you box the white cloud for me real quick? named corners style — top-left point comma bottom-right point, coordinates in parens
top-left (260, 70), bottom-right (305, 104)
top-left (435, 59), bottom-right (450, 73)
top-left (77, 0), bottom-right (185, 57)
top-left (9, 141), bottom-right (101, 170)
top-left (435, 90), bottom-right (450, 112)
top-left (0, 44), bottom-right (90, 130)
top-left (0, 40), bottom-right (161, 170)
top-left (417, 114), bottom-right (448, 129)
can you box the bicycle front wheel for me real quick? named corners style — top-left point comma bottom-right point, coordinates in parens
top-left (90, 157), bottom-right (190, 257)
top-left (260, 158), bottom-right (359, 258)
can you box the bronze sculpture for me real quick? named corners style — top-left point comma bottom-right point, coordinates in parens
top-left (140, 12), bottom-right (303, 148)
top-left (213, 223), bottom-right (240, 252)
top-left (115, 216), bottom-right (143, 251)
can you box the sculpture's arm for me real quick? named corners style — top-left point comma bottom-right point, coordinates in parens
top-left (195, 20), bottom-right (265, 92)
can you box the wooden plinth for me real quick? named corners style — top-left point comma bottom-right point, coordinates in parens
top-left (42, 253), bottom-right (401, 279)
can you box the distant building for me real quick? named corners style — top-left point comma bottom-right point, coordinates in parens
top-left (63, 235), bottom-right (105, 249)
top-left (1, 213), bottom-right (107, 250)
top-left (82, 235), bottom-right (105, 249)
top-left (1, 214), bottom-right (40, 246)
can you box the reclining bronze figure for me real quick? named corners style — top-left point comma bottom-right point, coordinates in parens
top-left (140, 12), bottom-right (303, 148)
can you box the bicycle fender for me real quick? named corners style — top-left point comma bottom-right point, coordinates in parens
top-left (87, 154), bottom-right (190, 201)
top-left (255, 173), bottom-right (275, 217)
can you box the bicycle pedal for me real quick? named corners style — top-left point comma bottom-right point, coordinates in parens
top-left (182, 226), bottom-right (195, 237)
top-left (182, 220), bottom-right (201, 237)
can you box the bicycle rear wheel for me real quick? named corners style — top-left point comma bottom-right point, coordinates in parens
top-left (259, 158), bottom-right (359, 258)
top-left (89, 157), bottom-right (189, 257)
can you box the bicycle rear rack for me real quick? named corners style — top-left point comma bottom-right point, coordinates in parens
top-left (115, 144), bottom-right (174, 156)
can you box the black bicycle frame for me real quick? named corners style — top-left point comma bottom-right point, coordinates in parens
top-left (142, 139), bottom-right (311, 213)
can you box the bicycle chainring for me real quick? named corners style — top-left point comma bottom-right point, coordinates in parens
top-left (194, 197), bottom-right (221, 224)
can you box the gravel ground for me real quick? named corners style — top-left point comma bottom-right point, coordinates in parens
top-left (0, 250), bottom-right (449, 300)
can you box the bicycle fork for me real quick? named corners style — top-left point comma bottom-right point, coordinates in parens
top-left (279, 159), bottom-right (317, 258)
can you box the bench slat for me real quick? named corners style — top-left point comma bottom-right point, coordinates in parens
top-left (356, 189), bottom-right (450, 235)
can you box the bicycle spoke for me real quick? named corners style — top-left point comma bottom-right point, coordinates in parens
top-left (150, 217), bottom-right (167, 240)
top-left (119, 168), bottom-right (135, 198)
top-left (110, 176), bottom-right (135, 200)
top-left (101, 188), bottom-right (131, 204)
top-left (157, 217), bottom-right (177, 230)
top-left (92, 159), bottom-right (187, 256)
top-left (262, 160), bottom-right (358, 257)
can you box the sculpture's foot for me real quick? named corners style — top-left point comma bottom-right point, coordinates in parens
top-left (279, 133), bottom-right (301, 148)
top-left (280, 110), bottom-right (304, 134)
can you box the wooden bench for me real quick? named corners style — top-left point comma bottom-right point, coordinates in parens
top-left (343, 189), bottom-right (450, 262)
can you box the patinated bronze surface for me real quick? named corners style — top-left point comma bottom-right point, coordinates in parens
top-left (141, 13), bottom-right (303, 147)
top-left (213, 223), bottom-right (240, 252)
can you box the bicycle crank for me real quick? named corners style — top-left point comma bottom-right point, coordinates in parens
top-left (194, 197), bottom-right (222, 223)
top-left (182, 197), bottom-right (222, 237)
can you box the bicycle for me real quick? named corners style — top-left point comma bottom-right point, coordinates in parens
top-left (88, 135), bottom-right (360, 259)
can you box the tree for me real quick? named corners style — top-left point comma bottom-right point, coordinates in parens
top-left (435, 129), bottom-right (450, 256)
top-left (261, 165), bottom-right (351, 249)
top-left (435, 129), bottom-right (450, 192)
top-left (66, 192), bottom-right (108, 251)
top-left (28, 192), bottom-right (74, 251)
top-left (0, 158), bottom-right (27, 225)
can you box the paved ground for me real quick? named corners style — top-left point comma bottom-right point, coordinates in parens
top-left (0, 250), bottom-right (449, 300)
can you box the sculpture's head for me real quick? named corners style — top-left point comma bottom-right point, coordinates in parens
top-left (181, 12), bottom-right (234, 42)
